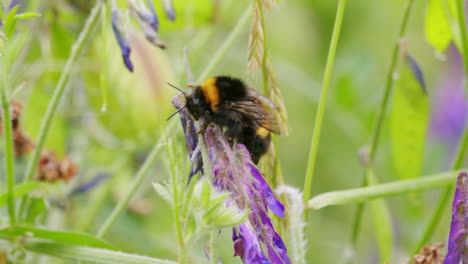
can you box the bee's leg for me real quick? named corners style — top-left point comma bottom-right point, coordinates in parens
top-left (249, 129), bottom-right (271, 164)
top-left (196, 123), bottom-right (208, 134)
top-left (224, 121), bottom-right (243, 146)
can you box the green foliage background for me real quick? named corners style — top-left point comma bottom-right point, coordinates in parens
top-left (0, 0), bottom-right (465, 263)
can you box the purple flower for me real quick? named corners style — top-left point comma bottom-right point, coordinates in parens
top-left (69, 173), bottom-right (109, 196)
top-left (172, 94), bottom-right (203, 179)
top-left (443, 172), bottom-right (468, 264)
top-left (111, 4), bottom-right (134, 72)
top-left (172, 92), bottom-right (291, 263)
top-left (8, 0), bottom-right (21, 10)
top-left (129, 0), bottom-right (166, 49)
top-left (203, 126), bottom-right (291, 264)
top-left (430, 46), bottom-right (468, 150)
top-left (406, 54), bottom-right (426, 93)
top-left (161, 0), bottom-right (176, 21)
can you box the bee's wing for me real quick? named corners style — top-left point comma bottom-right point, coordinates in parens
top-left (222, 97), bottom-right (282, 135)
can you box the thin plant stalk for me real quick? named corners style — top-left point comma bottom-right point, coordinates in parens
top-left (96, 121), bottom-right (176, 238)
top-left (302, 0), bottom-right (346, 205)
top-left (349, 0), bottom-right (415, 246)
top-left (19, 1), bottom-right (103, 219)
top-left (1, 88), bottom-right (16, 226)
top-left (209, 231), bottom-right (220, 264)
top-left (255, 0), bottom-right (269, 96)
top-left (308, 169), bottom-right (462, 210)
top-left (412, 0), bottom-right (468, 252)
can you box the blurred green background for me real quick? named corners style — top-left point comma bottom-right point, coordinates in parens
top-left (1, 0), bottom-right (463, 263)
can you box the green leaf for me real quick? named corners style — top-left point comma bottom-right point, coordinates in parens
top-left (152, 183), bottom-right (172, 205)
top-left (307, 170), bottom-right (460, 209)
top-left (3, 6), bottom-right (19, 39)
top-left (1, 32), bottom-right (27, 74)
top-left (0, 182), bottom-right (40, 207)
top-left (391, 54), bottom-right (429, 179)
top-left (366, 169), bottom-right (393, 262)
top-left (14, 12), bottom-right (41, 20)
top-left (24, 242), bottom-right (177, 264)
top-left (0, 226), bottom-right (116, 250)
top-left (24, 198), bottom-right (47, 224)
top-left (425, 0), bottom-right (453, 52)
top-left (24, 86), bottom-right (67, 156)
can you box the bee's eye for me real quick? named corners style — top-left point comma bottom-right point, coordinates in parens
top-left (193, 98), bottom-right (200, 104)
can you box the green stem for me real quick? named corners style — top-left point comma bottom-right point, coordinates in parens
top-left (349, 0), bottom-right (415, 246)
top-left (456, 0), bottom-right (468, 81)
top-left (1, 88), bottom-right (15, 226)
top-left (99, 1), bottom-right (109, 112)
top-left (97, 121), bottom-right (176, 238)
top-left (307, 169), bottom-right (462, 210)
top-left (412, 0), bottom-right (468, 251)
top-left (302, 0), bottom-right (346, 204)
top-left (255, 0), bottom-right (269, 96)
top-left (19, 1), bottom-right (102, 219)
top-left (209, 231), bottom-right (220, 264)
top-left (196, 7), bottom-right (251, 84)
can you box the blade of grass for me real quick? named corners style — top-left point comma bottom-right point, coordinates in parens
top-left (366, 168), bottom-right (393, 262)
top-left (23, 242), bottom-right (177, 264)
top-left (349, 0), bottom-right (416, 247)
top-left (0, 86), bottom-right (16, 225)
top-left (412, 0), bottom-right (468, 253)
top-left (19, 1), bottom-right (102, 219)
top-left (303, 0), bottom-right (346, 205)
top-left (0, 181), bottom-right (40, 207)
top-left (0, 225), bottom-right (116, 250)
top-left (308, 170), bottom-right (461, 209)
top-left (96, 120), bottom-right (176, 238)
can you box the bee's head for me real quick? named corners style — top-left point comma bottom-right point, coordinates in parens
top-left (185, 88), bottom-right (207, 120)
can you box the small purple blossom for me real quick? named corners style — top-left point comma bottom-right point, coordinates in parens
top-left (443, 172), bottom-right (468, 264)
top-left (405, 54), bottom-right (426, 93)
top-left (172, 94), bottom-right (203, 179)
top-left (161, 0), bottom-right (176, 21)
top-left (111, 4), bottom-right (134, 72)
top-left (69, 173), bottom-right (109, 196)
top-left (8, 0), bottom-right (21, 10)
top-left (129, 0), bottom-right (166, 49)
top-left (430, 46), bottom-right (468, 150)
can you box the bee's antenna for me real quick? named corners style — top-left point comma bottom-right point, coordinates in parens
top-left (166, 105), bottom-right (187, 121)
top-left (167, 82), bottom-right (187, 95)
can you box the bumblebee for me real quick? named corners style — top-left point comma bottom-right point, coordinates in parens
top-left (170, 76), bottom-right (281, 164)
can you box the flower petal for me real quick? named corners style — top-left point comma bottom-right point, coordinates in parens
top-left (129, 0), bottom-right (166, 49)
top-left (111, 4), bottom-right (134, 72)
top-left (246, 163), bottom-right (285, 217)
top-left (443, 172), bottom-right (468, 264)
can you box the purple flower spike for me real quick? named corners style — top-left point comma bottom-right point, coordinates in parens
top-left (238, 223), bottom-right (271, 264)
top-left (443, 172), bottom-right (468, 264)
top-left (111, 5), bottom-right (134, 72)
top-left (246, 163), bottom-right (285, 217)
top-left (201, 126), bottom-right (291, 264)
